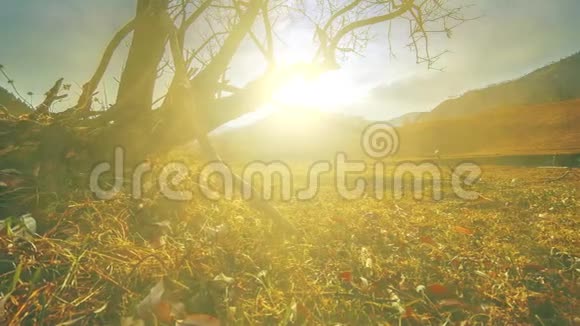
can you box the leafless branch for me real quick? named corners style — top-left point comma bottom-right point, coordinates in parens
top-left (75, 18), bottom-right (136, 111)
top-left (35, 78), bottom-right (67, 115)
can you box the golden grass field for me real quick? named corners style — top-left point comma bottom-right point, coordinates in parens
top-left (0, 163), bottom-right (578, 325)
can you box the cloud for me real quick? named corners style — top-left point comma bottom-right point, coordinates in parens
top-left (361, 73), bottom-right (460, 119)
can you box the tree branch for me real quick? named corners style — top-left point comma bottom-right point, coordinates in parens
top-left (177, 0), bottom-right (213, 47)
top-left (322, 0), bottom-right (363, 32)
top-left (164, 17), bottom-right (296, 232)
top-left (35, 78), bottom-right (66, 115)
top-left (75, 19), bottom-right (136, 111)
top-left (192, 0), bottom-right (262, 90)
top-left (325, 0), bottom-right (415, 67)
top-left (203, 63), bottom-right (320, 131)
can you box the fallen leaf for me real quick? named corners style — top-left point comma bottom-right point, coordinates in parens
top-left (420, 236), bottom-right (437, 246)
top-left (0, 213), bottom-right (37, 240)
top-left (360, 247), bottom-right (373, 269)
top-left (330, 216), bottom-right (347, 224)
top-left (474, 270), bottom-right (489, 278)
top-left (152, 301), bottom-right (173, 324)
top-left (0, 174), bottom-right (24, 188)
top-left (426, 283), bottom-right (450, 297)
top-left (137, 279), bottom-right (165, 320)
top-left (149, 234), bottom-right (167, 248)
top-left (0, 169), bottom-right (22, 175)
top-left (404, 306), bottom-right (414, 317)
top-left (213, 273), bottom-right (235, 285)
top-left (523, 263), bottom-right (547, 273)
top-left (151, 220), bottom-right (172, 233)
top-left (65, 149), bottom-right (77, 159)
top-left (453, 226), bottom-right (474, 235)
top-left (438, 298), bottom-right (464, 309)
top-left (0, 145), bottom-right (16, 156)
top-left (296, 302), bottom-right (313, 320)
top-left (93, 302), bottom-right (108, 314)
top-left (147, 220), bottom-right (172, 248)
top-left (359, 276), bottom-right (369, 288)
top-left (339, 271), bottom-right (352, 283)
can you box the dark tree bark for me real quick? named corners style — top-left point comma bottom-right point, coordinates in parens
top-left (115, 0), bottom-right (170, 118)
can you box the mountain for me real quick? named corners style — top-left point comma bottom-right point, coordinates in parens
top-left (420, 51), bottom-right (580, 122)
top-left (0, 86), bottom-right (31, 115)
top-left (396, 99), bottom-right (580, 158)
top-left (387, 112), bottom-right (423, 127)
top-left (390, 51), bottom-right (580, 157)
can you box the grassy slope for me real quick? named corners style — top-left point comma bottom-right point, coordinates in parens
top-left (396, 99), bottom-right (580, 158)
top-left (423, 52), bottom-right (580, 121)
top-left (0, 86), bottom-right (31, 116)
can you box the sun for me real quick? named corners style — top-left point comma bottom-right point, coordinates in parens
top-left (272, 70), bottom-right (357, 110)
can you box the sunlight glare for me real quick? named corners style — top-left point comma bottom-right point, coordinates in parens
top-left (272, 71), bottom-right (357, 110)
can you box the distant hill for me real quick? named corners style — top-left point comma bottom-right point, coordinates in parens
top-left (0, 86), bottom-right (31, 115)
top-left (396, 99), bottom-right (580, 158)
top-left (420, 51), bottom-right (580, 122)
top-left (387, 112), bottom-right (423, 127)
top-left (212, 108), bottom-right (369, 160)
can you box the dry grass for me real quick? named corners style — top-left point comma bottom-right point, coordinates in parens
top-left (0, 164), bottom-right (578, 325)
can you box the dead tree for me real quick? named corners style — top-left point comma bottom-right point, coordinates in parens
top-left (0, 0), bottom-right (470, 225)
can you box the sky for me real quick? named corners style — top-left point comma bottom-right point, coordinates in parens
top-left (1, 0), bottom-right (580, 122)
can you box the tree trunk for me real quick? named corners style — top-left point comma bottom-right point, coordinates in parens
top-left (0, 0), bottom-right (295, 230)
top-left (115, 0), bottom-right (169, 117)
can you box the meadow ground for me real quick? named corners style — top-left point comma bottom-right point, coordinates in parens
top-left (0, 164), bottom-right (578, 325)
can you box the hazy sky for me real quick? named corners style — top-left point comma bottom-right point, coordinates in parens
top-left (1, 0), bottom-right (579, 121)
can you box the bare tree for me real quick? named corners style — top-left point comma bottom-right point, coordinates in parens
top-left (0, 0), bottom-right (470, 224)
